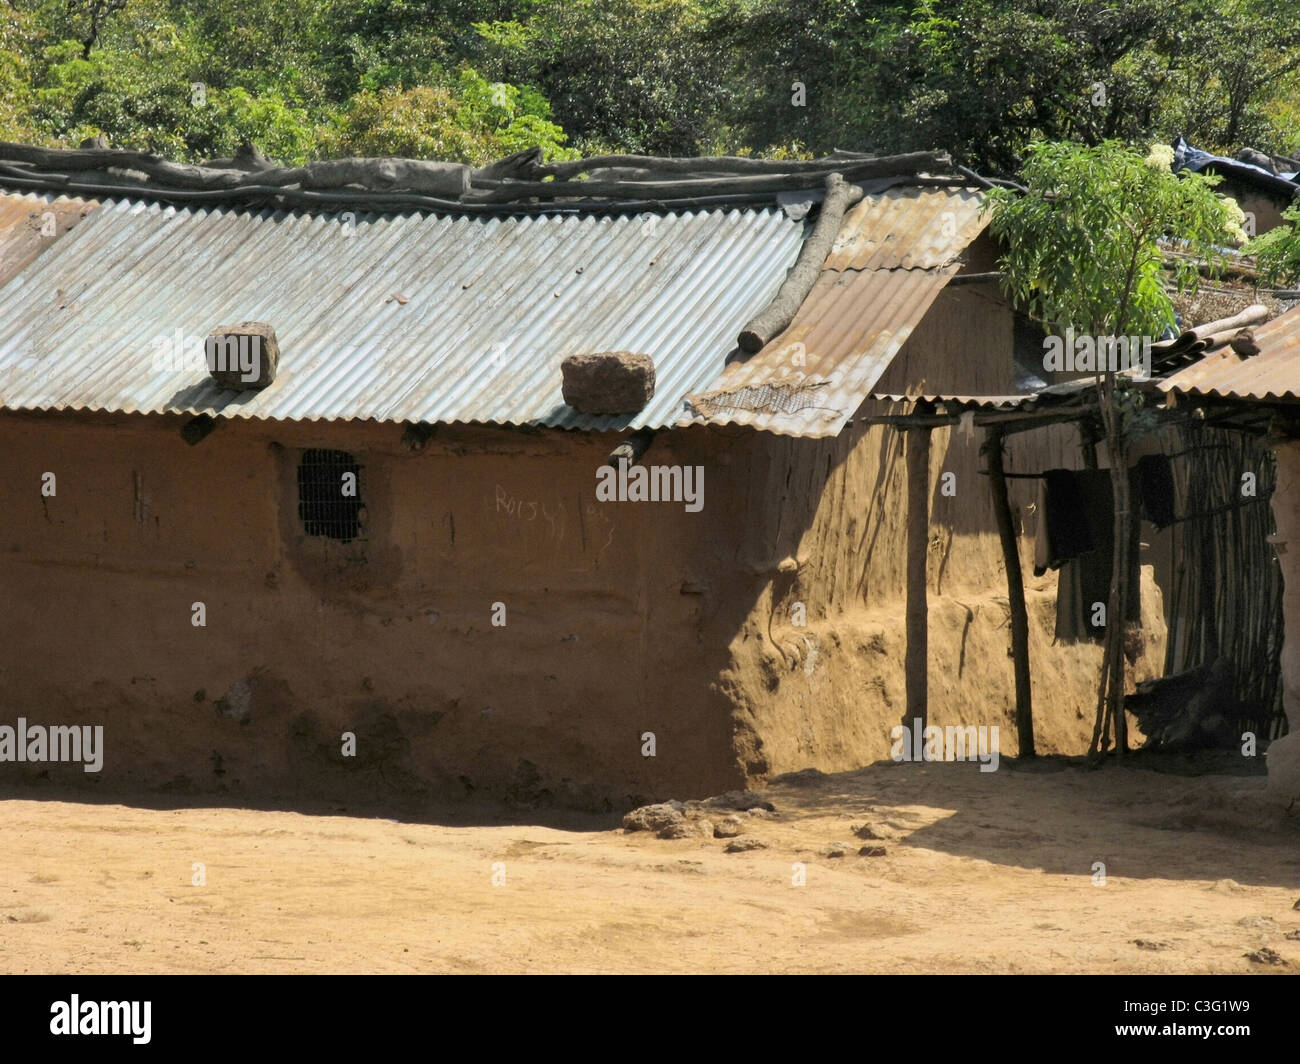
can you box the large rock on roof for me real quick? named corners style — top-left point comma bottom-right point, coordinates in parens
top-left (561, 351), bottom-right (656, 414)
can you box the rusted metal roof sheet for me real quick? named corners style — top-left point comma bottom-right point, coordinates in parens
top-left (681, 187), bottom-right (988, 437)
top-left (1159, 309), bottom-right (1300, 402)
top-left (824, 188), bottom-right (988, 271)
top-left (0, 191), bottom-right (100, 289)
top-left (681, 269), bottom-right (956, 436)
top-left (0, 196), bottom-right (805, 430)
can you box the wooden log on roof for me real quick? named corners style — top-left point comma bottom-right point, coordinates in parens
top-left (0, 141), bottom-right (256, 189)
top-left (472, 155), bottom-right (944, 203)
top-left (1157, 304), bottom-right (1269, 354)
top-left (536, 150), bottom-right (949, 180)
top-left (955, 164), bottom-right (996, 191)
top-left (202, 140), bottom-right (274, 172)
top-left (471, 147), bottom-right (542, 183)
top-left (1186, 304), bottom-right (1269, 339)
top-left (736, 171), bottom-right (863, 353)
top-left (256, 158), bottom-right (471, 196)
top-left (1201, 327), bottom-right (1252, 351)
top-left (0, 142), bottom-right (473, 197)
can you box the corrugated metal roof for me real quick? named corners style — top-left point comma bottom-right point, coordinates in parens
top-left (681, 269), bottom-right (955, 436)
top-left (1159, 308), bottom-right (1300, 402)
top-left (680, 187), bottom-right (990, 437)
top-left (825, 188), bottom-right (987, 271)
top-left (0, 195), bottom-right (805, 430)
top-left (0, 191), bottom-right (100, 289)
top-left (872, 392), bottom-right (1034, 410)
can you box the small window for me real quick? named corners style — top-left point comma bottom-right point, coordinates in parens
top-left (297, 449), bottom-right (363, 542)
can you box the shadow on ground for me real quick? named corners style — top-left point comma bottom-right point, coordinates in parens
top-left (756, 750), bottom-right (1299, 888)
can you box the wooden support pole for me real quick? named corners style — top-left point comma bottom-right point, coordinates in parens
top-left (905, 409), bottom-right (933, 732)
top-left (181, 414), bottom-right (217, 446)
top-left (608, 428), bottom-right (656, 468)
top-left (986, 426), bottom-right (1035, 757)
top-left (401, 422), bottom-right (436, 451)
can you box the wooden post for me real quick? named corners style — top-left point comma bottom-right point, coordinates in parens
top-left (986, 426), bottom-right (1035, 757)
top-left (905, 408), bottom-right (932, 732)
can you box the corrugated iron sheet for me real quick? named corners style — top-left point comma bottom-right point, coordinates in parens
top-left (1159, 309), bottom-right (1300, 402)
top-left (0, 196), bottom-right (805, 430)
top-left (872, 392), bottom-right (1035, 410)
top-left (681, 269), bottom-right (956, 436)
top-left (824, 188), bottom-right (988, 271)
top-left (0, 191), bottom-right (100, 289)
top-left (679, 187), bottom-right (989, 437)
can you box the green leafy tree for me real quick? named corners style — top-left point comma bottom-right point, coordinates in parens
top-left (5, 0), bottom-right (1298, 165)
top-left (1166, 0), bottom-right (1300, 153)
top-left (0, 6), bottom-right (40, 141)
top-left (985, 140), bottom-right (1239, 756)
top-left (715, 0), bottom-right (1300, 170)
top-left (66, 0), bottom-right (127, 59)
top-left (323, 71), bottom-right (575, 164)
top-left (475, 0), bottom-right (730, 155)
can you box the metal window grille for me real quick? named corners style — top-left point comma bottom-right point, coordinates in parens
top-left (297, 449), bottom-right (363, 542)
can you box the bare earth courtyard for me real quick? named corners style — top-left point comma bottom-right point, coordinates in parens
top-left (2, 757), bottom-right (1297, 975)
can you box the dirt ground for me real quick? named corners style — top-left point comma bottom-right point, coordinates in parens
top-left (2, 754), bottom-right (1298, 975)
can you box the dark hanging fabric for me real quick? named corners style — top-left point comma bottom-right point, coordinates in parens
top-left (1135, 454), bottom-right (1177, 529)
top-left (1053, 469), bottom-right (1141, 643)
top-left (1034, 468), bottom-right (1095, 575)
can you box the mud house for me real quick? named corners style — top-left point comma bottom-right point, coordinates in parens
top-left (0, 146), bottom-right (1170, 808)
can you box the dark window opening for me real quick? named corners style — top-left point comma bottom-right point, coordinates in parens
top-left (297, 449), bottom-right (363, 542)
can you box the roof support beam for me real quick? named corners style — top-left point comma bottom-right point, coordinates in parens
top-left (181, 414), bottom-right (217, 446)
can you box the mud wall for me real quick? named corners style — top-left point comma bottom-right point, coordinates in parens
top-left (1266, 439), bottom-right (1300, 804)
top-left (0, 411), bottom-right (760, 808)
top-left (717, 411), bottom-right (1167, 777)
top-left (719, 279), bottom-right (1167, 776)
top-left (0, 398), bottom-right (1166, 808)
top-left (1275, 441), bottom-right (1300, 725)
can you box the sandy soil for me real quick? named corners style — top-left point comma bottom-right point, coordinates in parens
top-left (2, 755), bottom-right (1298, 974)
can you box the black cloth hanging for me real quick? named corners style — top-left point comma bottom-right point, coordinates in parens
top-left (1038, 468), bottom-right (1141, 642)
top-left (1135, 454), bottom-right (1176, 529)
top-left (1034, 468), bottom-right (1095, 574)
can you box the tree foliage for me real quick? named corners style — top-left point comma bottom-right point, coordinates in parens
top-left (985, 139), bottom-right (1241, 759)
top-left (0, 0), bottom-right (1296, 167)
top-left (985, 140), bottom-right (1239, 338)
